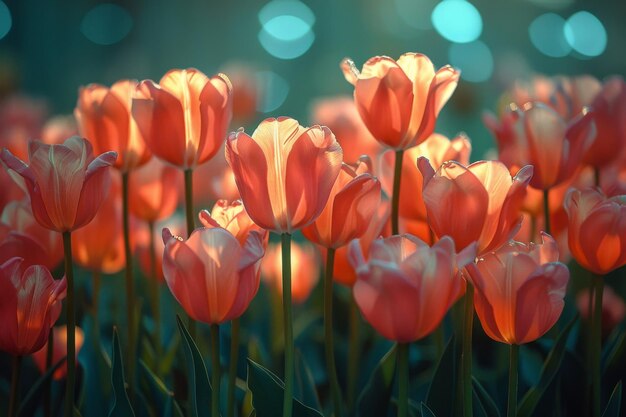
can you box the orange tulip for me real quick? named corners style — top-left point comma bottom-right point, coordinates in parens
top-left (0, 168), bottom-right (24, 212)
top-left (0, 257), bottom-right (66, 355)
top-left (302, 157), bottom-right (381, 249)
top-left (221, 63), bottom-right (259, 124)
top-left (199, 199), bottom-right (268, 246)
top-left (380, 133), bottom-right (471, 221)
top-left (132, 68), bottom-right (232, 169)
top-left (310, 96), bottom-right (384, 165)
top-left (41, 115), bottom-right (78, 145)
top-left (162, 226), bottom-right (265, 324)
top-left (135, 215), bottom-right (185, 283)
top-left (348, 235), bottom-right (475, 342)
top-left (1, 137), bottom-right (117, 232)
top-left (32, 326), bottom-right (84, 379)
top-left (419, 158), bottom-right (532, 254)
top-left (75, 80), bottom-right (151, 172)
top-left (466, 233), bottom-right (569, 345)
top-left (341, 53), bottom-right (460, 150)
top-left (262, 241), bottom-right (320, 304)
top-left (128, 157), bottom-right (180, 223)
top-left (0, 95), bottom-right (48, 161)
top-left (564, 188), bottom-right (626, 275)
top-left (191, 143), bottom-right (240, 206)
top-left (484, 102), bottom-right (594, 190)
top-left (577, 286), bottom-right (626, 338)
top-left (226, 117), bottom-right (343, 233)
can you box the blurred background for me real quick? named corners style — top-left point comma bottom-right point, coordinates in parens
top-left (0, 0), bottom-right (624, 157)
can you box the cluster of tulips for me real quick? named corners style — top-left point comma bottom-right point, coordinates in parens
top-left (0, 52), bottom-right (625, 417)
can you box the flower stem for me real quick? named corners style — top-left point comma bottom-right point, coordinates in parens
top-left (591, 274), bottom-right (604, 417)
top-left (542, 188), bottom-right (551, 236)
top-left (93, 271), bottom-right (102, 354)
top-left (227, 318), bottom-right (240, 417)
top-left (183, 168), bottom-right (197, 338)
top-left (281, 232), bottom-right (294, 417)
top-left (44, 332), bottom-right (53, 417)
top-left (324, 248), bottom-right (343, 417)
top-left (148, 221), bottom-right (162, 361)
top-left (62, 231), bottom-right (76, 417)
top-left (397, 343), bottom-right (409, 417)
top-left (507, 344), bottom-right (519, 417)
top-left (211, 324), bottom-right (221, 417)
top-left (121, 172), bottom-right (136, 399)
top-left (391, 150), bottom-right (404, 235)
top-left (462, 283), bottom-right (474, 417)
top-left (347, 296), bottom-right (361, 413)
top-left (8, 355), bottom-right (22, 417)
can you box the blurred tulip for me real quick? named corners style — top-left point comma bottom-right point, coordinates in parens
top-left (191, 143), bottom-right (240, 206)
top-left (302, 157), bottom-right (381, 249)
top-left (199, 199), bottom-right (268, 246)
top-left (128, 157), bottom-right (180, 223)
top-left (310, 96), bottom-right (384, 165)
top-left (32, 326), bottom-right (84, 380)
top-left (564, 188), bottom-right (626, 275)
top-left (380, 133), bottom-right (471, 221)
top-left (0, 257), bottom-right (66, 355)
top-left (348, 235), bottom-right (475, 342)
top-left (221, 63), bottom-right (259, 123)
top-left (0, 137), bottom-right (117, 232)
top-left (0, 95), bottom-right (48, 160)
top-left (484, 102), bottom-right (594, 190)
top-left (41, 115), bottom-right (78, 145)
top-left (577, 286), bottom-right (626, 338)
top-left (162, 226), bottom-right (265, 324)
top-left (75, 80), bottom-right (151, 172)
top-left (133, 68), bottom-right (232, 169)
top-left (0, 169), bottom-right (24, 211)
top-left (466, 233), bottom-right (569, 344)
top-left (419, 158), bottom-right (532, 254)
top-left (262, 241), bottom-right (320, 304)
top-left (226, 117), bottom-right (343, 233)
top-left (135, 215), bottom-right (185, 283)
top-left (341, 53), bottom-right (460, 150)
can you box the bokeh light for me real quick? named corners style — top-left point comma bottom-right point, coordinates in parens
top-left (0, 1), bottom-right (11, 40)
top-left (255, 71), bottom-right (289, 113)
top-left (258, 0), bottom-right (315, 60)
top-left (564, 11), bottom-right (607, 57)
top-left (528, 13), bottom-right (571, 57)
top-left (80, 4), bottom-right (133, 46)
top-left (431, 0), bottom-right (483, 44)
top-left (448, 40), bottom-right (494, 83)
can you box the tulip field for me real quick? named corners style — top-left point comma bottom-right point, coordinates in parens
top-left (0, 51), bottom-right (625, 417)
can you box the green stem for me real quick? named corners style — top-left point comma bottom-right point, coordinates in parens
top-left (591, 275), bottom-right (604, 417)
top-left (507, 344), bottom-right (519, 417)
top-left (432, 324), bottom-right (445, 362)
top-left (211, 324), bottom-right (221, 417)
top-left (391, 150), bottom-right (404, 235)
top-left (594, 167), bottom-right (600, 187)
top-left (183, 168), bottom-right (197, 338)
top-left (227, 319), bottom-right (240, 417)
top-left (347, 296), bottom-right (361, 412)
top-left (281, 233), bottom-right (294, 417)
top-left (148, 221), bottom-right (162, 361)
top-left (397, 343), bottom-right (409, 417)
top-left (324, 248), bottom-right (343, 417)
top-left (121, 172), bottom-right (136, 400)
top-left (44, 331), bottom-right (53, 417)
top-left (8, 355), bottom-right (22, 417)
top-left (542, 188), bottom-right (551, 236)
top-left (62, 231), bottom-right (76, 417)
top-left (462, 283), bottom-right (474, 417)
top-left (93, 271), bottom-right (102, 354)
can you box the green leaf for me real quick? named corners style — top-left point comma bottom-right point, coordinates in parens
top-left (176, 315), bottom-right (212, 417)
top-left (17, 357), bottom-right (66, 416)
top-left (517, 315), bottom-right (577, 417)
top-left (139, 359), bottom-right (185, 417)
top-left (425, 337), bottom-right (456, 417)
top-left (472, 377), bottom-right (500, 417)
top-left (294, 349), bottom-right (322, 411)
top-left (356, 344), bottom-right (397, 417)
top-left (603, 332), bottom-right (626, 376)
top-left (109, 327), bottom-right (135, 417)
top-left (602, 381), bottom-right (622, 417)
top-left (247, 359), bottom-right (323, 417)
top-left (421, 402), bottom-right (438, 417)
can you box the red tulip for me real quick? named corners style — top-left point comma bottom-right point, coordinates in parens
top-left (302, 157), bottom-right (381, 249)
top-left (466, 233), bottom-right (569, 344)
top-left (419, 158), bottom-right (532, 254)
top-left (341, 53), bottom-right (460, 150)
top-left (564, 188), bottom-right (626, 275)
top-left (162, 226), bottom-right (265, 324)
top-left (75, 80), bottom-right (151, 172)
top-left (348, 235), bottom-right (475, 342)
top-left (226, 117), bottom-right (343, 233)
top-left (32, 326), bottom-right (84, 380)
top-left (133, 68), bottom-right (232, 169)
top-left (0, 257), bottom-right (66, 355)
top-left (0, 137), bottom-right (117, 232)
top-left (128, 157), bottom-right (180, 223)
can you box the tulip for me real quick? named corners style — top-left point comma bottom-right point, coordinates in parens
top-left (75, 80), bottom-right (151, 172)
top-left (41, 115), bottom-right (78, 145)
top-left (419, 158), bottom-right (532, 255)
top-left (0, 95), bottom-right (48, 161)
top-left (341, 53), bottom-right (460, 150)
top-left (221, 63), bottom-right (259, 124)
top-left (128, 157), bottom-right (180, 223)
top-left (577, 286), bottom-right (626, 339)
top-left (191, 144), bottom-right (240, 206)
top-left (32, 326), bottom-right (85, 380)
